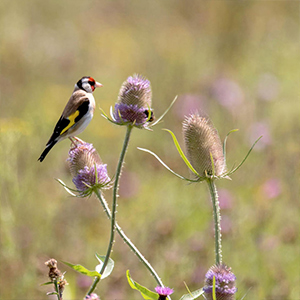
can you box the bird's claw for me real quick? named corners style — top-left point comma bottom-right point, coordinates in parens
top-left (69, 137), bottom-right (84, 149)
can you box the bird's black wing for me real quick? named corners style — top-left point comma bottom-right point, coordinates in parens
top-left (46, 100), bottom-right (90, 145)
top-left (46, 116), bottom-right (70, 146)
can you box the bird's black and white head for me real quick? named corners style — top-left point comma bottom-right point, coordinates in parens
top-left (76, 76), bottom-right (103, 93)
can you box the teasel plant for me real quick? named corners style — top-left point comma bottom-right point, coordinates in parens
top-left (138, 112), bottom-right (261, 299)
top-left (57, 140), bottom-right (169, 298)
top-left (56, 141), bottom-right (115, 295)
top-left (139, 112), bottom-right (261, 264)
top-left (57, 74), bottom-right (177, 299)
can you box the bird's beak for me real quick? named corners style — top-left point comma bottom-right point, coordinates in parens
top-left (95, 82), bottom-right (103, 88)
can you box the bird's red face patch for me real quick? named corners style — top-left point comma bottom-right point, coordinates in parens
top-left (88, 77), bottom-right (96, 91)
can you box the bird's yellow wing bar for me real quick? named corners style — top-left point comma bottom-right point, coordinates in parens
top-left (60, 110), bottom-right (80, 135)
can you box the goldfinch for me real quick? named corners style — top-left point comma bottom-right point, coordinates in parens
top-left (38, 76), bottom-right (102, 162)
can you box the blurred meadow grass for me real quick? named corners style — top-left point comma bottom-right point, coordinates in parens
top-left (0, 1), bottom-right (299, 299)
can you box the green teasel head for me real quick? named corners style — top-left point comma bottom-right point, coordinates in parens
top-left (183, 113), bottom-right (226, 178)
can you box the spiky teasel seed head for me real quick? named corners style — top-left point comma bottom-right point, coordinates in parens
top-left (203, 264), bottom-right (237, 300)
top-left (113, 74), bottom-right (154, 127)
top-left (118, 74), bottom-right (152, 108)
top-left (183, 113), bottom-right (226, 178)
top-left (68, 142), bottom-right (111, 194)
top-left (68, 143), bottom-right (102, 177)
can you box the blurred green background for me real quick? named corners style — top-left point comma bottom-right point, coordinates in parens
top-left (0, 1), bottom-right (299, 299)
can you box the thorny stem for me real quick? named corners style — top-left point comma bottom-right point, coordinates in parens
top-left (94, 189), bottom-right (166, 291)
top-left (87, 125), bottom-right (133, 295)
top-left (206, 178), bottom-right (222, 265)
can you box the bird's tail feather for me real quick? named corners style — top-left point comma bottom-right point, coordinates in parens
top-left (38, 141), bottom-right (57, 162)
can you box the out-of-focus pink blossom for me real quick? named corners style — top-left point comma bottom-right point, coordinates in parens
top-left (211, 77), bottom-right (244, 110)
top-left (249, 121), bottom-right (272, 150)
top-left (174, 94), bottom-right (207, 119)
top-left (221, 216), bottom-right (232, 234)
top-left (262, 178), bottom-right (282, 199)
top-left (218, 189), bottom-right (234, 210)
top-left (77, 275), bottom-right (92, 288)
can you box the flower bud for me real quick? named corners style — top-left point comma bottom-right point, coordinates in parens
top-left (68, 142), bottom-right (110, 193)
top-left (113, 74), bottom-right (153, 126)
top-left (183, 113), bottom-right (226, 177)
top-left (203, 264), bottom-right (237, 300)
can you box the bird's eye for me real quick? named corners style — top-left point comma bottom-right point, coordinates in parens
top-left (88, 77), bottom-right (95, 86)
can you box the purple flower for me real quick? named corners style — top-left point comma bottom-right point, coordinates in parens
top-left (73, 164), bottom-right (110, 192)
top-left (113, 74), bottom-right (153, 127)
top-left (68, 142), bottom-right (111, 194)
top-left (113, 103), bottom-right (149, 126)
top-left (85, 293), bottom-right (100, 300)
top-left (203, 264), bottom-right (237, 300)
top-left (155, 286), bottom-right (174, 299)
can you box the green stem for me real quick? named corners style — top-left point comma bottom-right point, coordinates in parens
top-left (54, 280), bottom-right (62, 300)
top-left (87, 271), bottom-right (100, 295)
top-left (206, 178), bottom-right (222, 265)
top-left (94, 189), bottom-right (166, 289)
top-left (87, 125), bottom-right (133, 295)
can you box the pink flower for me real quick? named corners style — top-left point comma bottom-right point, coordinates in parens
top-left (85, 293), bottom-right (100, 300)
top-left (155, 286), bottom-right (174, 298)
